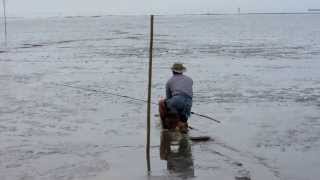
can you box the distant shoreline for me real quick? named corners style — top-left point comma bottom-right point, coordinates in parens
top-left (1, 12), bottom-right (320, 19)
top-left (187, 12), bottom-right (320, 16)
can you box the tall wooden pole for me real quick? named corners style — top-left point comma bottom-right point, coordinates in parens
top-left (2, 0), bottom-right (7, 45)
top-left (146, 15), bottom-right (154, 173)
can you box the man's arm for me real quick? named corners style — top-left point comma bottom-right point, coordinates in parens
top-left (166, 82), bottom-right (172, 99)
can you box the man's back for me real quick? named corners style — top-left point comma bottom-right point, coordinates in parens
top-left (166, 74), bottom-right (193, 99)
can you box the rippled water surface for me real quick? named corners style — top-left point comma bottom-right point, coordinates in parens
top-left (0, 14), bottom-right (320, 180)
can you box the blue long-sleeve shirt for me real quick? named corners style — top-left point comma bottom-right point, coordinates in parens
top-left (166, 74), bottom-right (193, 99)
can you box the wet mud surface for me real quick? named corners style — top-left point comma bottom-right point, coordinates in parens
top-left (1, 14), bottom-right (320, 180)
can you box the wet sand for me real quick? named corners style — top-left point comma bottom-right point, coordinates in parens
top-left (1, 14), bottom-right (320, 180)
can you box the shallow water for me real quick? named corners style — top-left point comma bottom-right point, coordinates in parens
top-left (0, 14), bottom-right (320, 180)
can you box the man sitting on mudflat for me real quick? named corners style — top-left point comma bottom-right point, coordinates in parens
top-left (159, 63), bottom-right (193, 132)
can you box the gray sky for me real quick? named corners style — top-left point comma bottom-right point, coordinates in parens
top-left (2, 0), bottom-right (320, 17)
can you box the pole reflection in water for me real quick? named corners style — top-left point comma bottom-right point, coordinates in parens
top-left (160, 130), bottom-right (194, 178)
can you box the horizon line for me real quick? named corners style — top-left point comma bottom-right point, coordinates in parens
top-left (1, 11), bottom-right (320, 19)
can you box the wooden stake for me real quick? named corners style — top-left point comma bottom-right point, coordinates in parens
top-left (2, 0), bottom-right (7, 45)
top-left (146, 15), bottom-right (154, 173)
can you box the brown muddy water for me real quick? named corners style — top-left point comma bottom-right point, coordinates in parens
top-left (0, 14), bottom-right (320, 180)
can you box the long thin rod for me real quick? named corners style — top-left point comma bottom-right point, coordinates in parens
top-left (146, 15), bottom-right (154, 173)
top-left (2, 0), bottom-right (7, 44)
top-left (59, 83), bottom-right (153, 105)
top-left (191, 112), bottom-right (220, 123)
top-left (55, 83), bottom-right (221, 123)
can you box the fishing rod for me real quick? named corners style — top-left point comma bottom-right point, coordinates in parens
top-left (54, 83), bottom-right (221, 123)
top-left (191, 112), bottom-right (220, 123)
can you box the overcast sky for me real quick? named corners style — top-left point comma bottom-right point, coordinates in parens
top-left (2, 0), bottom-right (320, 17)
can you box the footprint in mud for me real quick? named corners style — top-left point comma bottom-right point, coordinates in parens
top-left (235, 169), bottom-right (251, 180)
top-left (104, 129), bottom-right (119, 135)
top-left (196, 142), bottom-right (251, 179)
top-left (39, 159), bottom-right (110, 179)
top-left (0, 125), bottom-right (17, 133)
top-left (198, 140), bottom-right (280, 179)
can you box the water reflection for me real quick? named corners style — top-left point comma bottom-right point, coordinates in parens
top-left (160, 130), bottom-right (194, 178)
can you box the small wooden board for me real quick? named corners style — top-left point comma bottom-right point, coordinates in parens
top-left (189, 136), bottom-right (211, 142)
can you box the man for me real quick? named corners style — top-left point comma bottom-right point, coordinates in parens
top-left (159, 63), bottom-right (193, 132)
